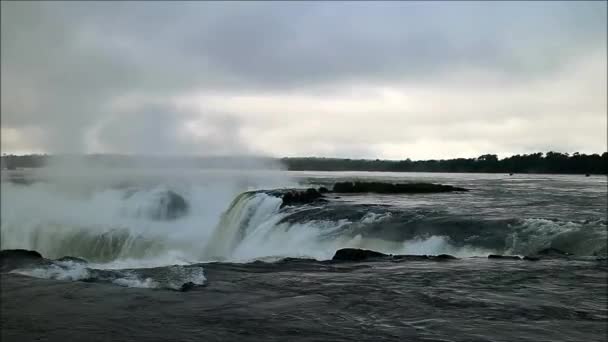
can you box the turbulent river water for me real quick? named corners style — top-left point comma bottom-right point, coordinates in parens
top-left (1, 168), bottom-right (606, 341)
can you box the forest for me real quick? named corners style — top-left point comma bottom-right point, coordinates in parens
top-left (1, 152), bottom-right (607, 175)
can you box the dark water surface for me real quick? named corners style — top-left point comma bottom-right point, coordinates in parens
top-left (2, 258), bottom-right (606, 342)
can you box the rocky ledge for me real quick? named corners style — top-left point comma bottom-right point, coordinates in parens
top-left (331, 248), bottom-right (458, 262)
top-left (277, 181), bottom-right (468, 208)
top-left (332, 181), bottom-right (468, 194)
top-left (332, 247), bottom-right (589, 263)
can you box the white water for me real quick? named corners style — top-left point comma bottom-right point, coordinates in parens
top-left (1, 167), bottom-right (297, 268)
top-left (1, 177), bottom-right (495, 267)
top-left (2, 168), bottom-right (605, 271)
top-left (11, 261), bottom-right (207, 290)
top-left (11, 261), bottom-right (91, 282)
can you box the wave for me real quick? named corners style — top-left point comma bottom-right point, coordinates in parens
top-left (2, 181), bottom-right (606, 268)
top-left (11, 260), bottom-right (207, 290)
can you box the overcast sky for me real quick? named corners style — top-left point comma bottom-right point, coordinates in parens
top-left (1, 1), bottom-right (606, 159)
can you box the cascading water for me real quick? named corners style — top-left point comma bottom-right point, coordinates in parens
top-left (202, 192), bottom-right (283, 260)
top-left (2, 172), bottom-right (606, 268)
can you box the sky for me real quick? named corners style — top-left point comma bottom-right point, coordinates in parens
top-left (1, 1), bottom-right (606, 160)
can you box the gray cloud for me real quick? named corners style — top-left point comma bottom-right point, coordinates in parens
top-left (1, 1), bottom-right (606, 158)
top-left (93, 103), bottom-right (251, 156)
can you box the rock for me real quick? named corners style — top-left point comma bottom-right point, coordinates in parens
top-left (0, 249), bottom-right (42, 260)
top-left (523, 248), bottom-right (572, 260)
top-left (178, 282), bottom-right (196, 292)
top-left (332, 248), bottom-right (388, 261)
top-left (536, 247), bottom-right (572, 256)
top-left (278, 257), bottom-right (318, 264)
top-left (318, 187), bottom-right (329, 193)
top-left (332, 181), bottom-right (468, 194)
top-left (56, 256), bottom-right (88, 264)
top-left (332, 249), bottom-right (458, 262)
top-left (281, 188), bottom-right (325, 208)
top-left (134, 189), bottom-right (189, 220)
top-left (0, 249), bottom-right (44, 272)
top-left (159, 190), bottom-right (189, 220)
top-left (391, 255), bottom-right (430, 261)
top-left (433, 254), bottom-right (458, 260)
top-left (488, 254), bottom-right (521, 260)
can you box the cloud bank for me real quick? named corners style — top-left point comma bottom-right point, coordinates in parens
top-left (1, 1), bottom-right (606, 159)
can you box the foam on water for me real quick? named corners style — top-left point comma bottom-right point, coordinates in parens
top-left (2, 168), bottom-right (606, 271)
top-left (11, 262), bottom-right (208, 290)
top-left (111, 276), bottom-right (159, 289)
top-left (12, 261), bottom-right (91, 281)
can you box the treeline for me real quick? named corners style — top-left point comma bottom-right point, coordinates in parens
top-left (281, 152), bottom-right (608, 174)
top-left (1, 152), bottom-right (607, 174)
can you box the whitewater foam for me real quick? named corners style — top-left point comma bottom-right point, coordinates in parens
top-left (11, 262), bottom-right (207, 290)
top-left (505, 218), bottom-right (607, 256)
top-left (2, 170), bottom-right (605, 269)
top-left (1, 169), bottom-right (294, 265)
top-left (111, 276), bottom-right (159, 289)
top-left (11, 262), bottom-right (91, 282)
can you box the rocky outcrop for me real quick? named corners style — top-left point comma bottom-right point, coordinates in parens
top-left (488, 254), bottom-right (521, 260)
top-left (280, 188), bottom-right (326, 208)
top-left (434, 254), bottom-right (459, 260)
top-left (0, 249), bottom-right (42, 260)
top-left (178, 282), bottom-right (197, 292)
top-left (157, 190), bottom-right (189, 220)
top-left (332, 248), bottom-right (388, 261)
top-left (331, 248), bottom-right (458, 262)
top-left (0, 249), bottom-right (44, 272)
top-left (274, 182), bottom-right (468, 208)
top-left (56, 256), bottom-right (88, 264)
top-left (332, 182), bottom-right (468, 194)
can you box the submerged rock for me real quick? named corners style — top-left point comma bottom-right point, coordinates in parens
top-left (488, 254), bottom-right (521, 260)
top-left (332, 181), bottom-right (468, 194)
top-left (178, 282), bottom-right (197, 292)
top-left (157, 190), bottom-right (189, 220)
top-left (522, 247), bottom-right (572, 260)
top-left (434, 254), bottom-right (458, 260)
top-left (56, 256), bottom-right (88, 264)
top-left (536, 247), bottom-right (572, 256)
top-left (391, 255), bottom-right (430, 261)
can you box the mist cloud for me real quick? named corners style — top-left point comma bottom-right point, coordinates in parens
top-left (1, 1), bottom-right (606, 158)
